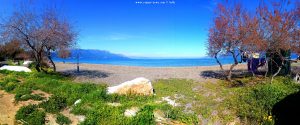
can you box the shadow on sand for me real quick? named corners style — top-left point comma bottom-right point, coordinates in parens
top-left (62, 69), bottom-right (111, 78)
top-left (200, 69), bottom-right (252, 80)
top-left (272, 91), bottom-right (300, 125)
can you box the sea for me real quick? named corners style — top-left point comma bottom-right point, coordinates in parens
top-left (53, 53), bottom-right (299, 67)
top-left (53, 56), bottom-right (243, 67)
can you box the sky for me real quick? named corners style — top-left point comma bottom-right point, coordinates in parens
top-left (0, 0), bottom-right (264, 58)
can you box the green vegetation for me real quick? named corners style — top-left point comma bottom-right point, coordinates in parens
top-left (40, 95), bottom-right (67, 113)
top-left (0, 70), bottom-right (195, 125)
top-left (233, 77), bottom-right (300, 124)
top-left (1, 70), bottom-right (299, 124)
top-left (15, 104), bottom-right (46, 125)
top-left (56, 113), bottom-right (72, 125)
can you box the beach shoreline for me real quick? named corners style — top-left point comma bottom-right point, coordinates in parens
top-left (56, 62), bottom-right (247, 86)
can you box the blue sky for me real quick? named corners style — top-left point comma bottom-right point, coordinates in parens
top-left (0, 0), bottom-right (263, 58)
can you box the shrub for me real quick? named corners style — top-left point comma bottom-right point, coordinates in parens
top-left (56, 113), bottom-right (71, 125)
top-left (15, 104), bottom-right (45, 125)
top-left (236, 78), bottom-right (300, 124)
top-left (15, 87), bottom-right (32, 101)
top-left (16, 94), bottom-right (44, 101)
top-left (40, 95), bottom-right (67, 113)
top-left (0, 75), bottom-right (21, 92)
top-left (4, 82), bottom-right (18, 92)
top-left (132, 105), bottom-right (155, 125)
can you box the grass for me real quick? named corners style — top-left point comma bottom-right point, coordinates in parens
top-left (0, 70), bottom-right (196, 125)
top-left (56, 113), bottom-right (72, 125)
top-left (15, 104), bottom-right (46, 125)
top-left (1, 70), bottom-right (299, 124)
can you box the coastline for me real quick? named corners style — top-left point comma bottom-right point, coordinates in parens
top-left (56, 62), bottom-right (247, 86)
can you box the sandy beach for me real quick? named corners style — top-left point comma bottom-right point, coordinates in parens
top-left (56, 63), bottom-right (248, 86)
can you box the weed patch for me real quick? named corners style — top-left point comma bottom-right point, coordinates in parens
top-left (56, 113), bottom-right (71, 125)
top-left (15, 104), bottom-right (45, 125)
top-left (40, 95), bottom-right (67, 113)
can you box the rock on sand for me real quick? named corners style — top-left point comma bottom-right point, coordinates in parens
top-left (107, 77), bottom-right (154, 95)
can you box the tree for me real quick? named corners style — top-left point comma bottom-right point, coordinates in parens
top-left (208, 0), bottom-right (299, 81)
top-left (39, 9), bottom-right (77, 72)
top-left (256, 0), bottom-right (299, 81)
top-left (1, 4), bottom-right (77, 72)
top-left (58, 49), bottom-right (71, 64)
top-left (0, 39), bottom-right (29, 61)
top-left (208, 2), bottom-right (246, 81)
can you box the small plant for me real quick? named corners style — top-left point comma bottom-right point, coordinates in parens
top-left (16, 94), bottom-right (44, 101)
top-left (15, 104), bottom-right (45, 125)
top-left (7, 59), bottom-right (16, 66)
top-left (56, 113), bottom-right (71, 125)
top-left (40, 95), bottom-right (67, 113)
top-left (3, 82), bottom-right (18, 92)
top-left (132, 105), bottom-right (155, 125)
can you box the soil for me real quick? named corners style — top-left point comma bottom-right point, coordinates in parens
top-left (0, 90), bottom-right (80, 125)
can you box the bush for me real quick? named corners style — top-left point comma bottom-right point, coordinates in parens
top-left (3, 82), bottom-right (18, 92)
top-left (236, 78), bottom-right (300, 124)
top-left (16, 94), bottom-right (44, 102)
top-left (0, 75), bottom-right (21, 91)
top-left (56, 113), bottom-right (71, 125)
top-left (15, 104), bottom-right (45, 125)
top-left (40, 95), bottom-right (67, 113)
top-left (132, 105), bottom-right (155, 125)
top-left (15, 87), bottom-right (32, 101)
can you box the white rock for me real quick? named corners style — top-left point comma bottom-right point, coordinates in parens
top-left (107, 102), bottom-right (121, 107)
top-left (162, 96), bottom-right (180, 107)
top-left (107, 77), bottom-right (154, 95)
top-left (124, 107), bottom-right (140, 117)
top-left (23, 61), bottom-right (33, 65)
top-left (0, 66), bottom-right (31, 72)
top-left (74, 99), bottom-right (81, 106)
top-left (154, 110), bottom-right (166, 122)
top-left (76, 115), bottom-right (86, 122)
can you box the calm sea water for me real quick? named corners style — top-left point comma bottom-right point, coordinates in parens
top-left (53, 57), bottom-right (241, 67)
top-left (53, 53), bottom-right (298, 67)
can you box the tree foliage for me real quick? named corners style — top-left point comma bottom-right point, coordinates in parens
top-left (1, 3), bottom-right (77, 72)
top-left (208, 0), bottom-right (299, 80)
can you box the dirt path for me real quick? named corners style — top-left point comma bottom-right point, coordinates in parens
top-left (0, 90), bottom-right (19, 125)
top-left (0, 90), bottom-right (80, 125)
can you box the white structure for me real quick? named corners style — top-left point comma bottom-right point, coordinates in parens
top-left (0, 66), bottom-right (32, 72)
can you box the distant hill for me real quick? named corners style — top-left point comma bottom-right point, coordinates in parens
top-left (52, 49), bottom-right (130, 60)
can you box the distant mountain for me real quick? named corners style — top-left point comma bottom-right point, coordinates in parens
top-left (52, 49), bottom-right (130, 60)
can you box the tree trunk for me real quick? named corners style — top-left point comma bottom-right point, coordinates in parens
top-left (47, 52), bottom-right (56, 72)
top-left (227, 63), bottom-right (238, 81)
top-left (227, 51), bottom-right (239, 81)
top-left (271, 60), bottom-right (284, 83)
top-left (249, 59), bottom-right (256, 77)
top-left (45, 48), bottom-right (56, 72)
top-left (33, 52), bottom-right (41, 72)
top-left (214, 53), bottom-right (224, 71)
top-left (264, 58), bottom-right (269, 77)
top-left (35, 63), bottom-right (41, 72)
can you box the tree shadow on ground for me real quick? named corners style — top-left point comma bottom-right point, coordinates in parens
top-left (200, 70), bottom-right (253, 80)
top-left (200, 70), bottom-right (267, 87)
top-left (272, 91), bottom-right (300, 125)
top-left (61, 70), bottom-right (111, 78)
